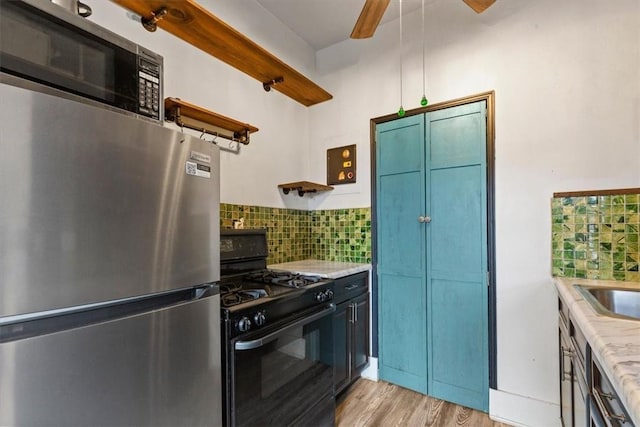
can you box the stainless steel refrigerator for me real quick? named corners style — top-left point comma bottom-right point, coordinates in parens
top-left (0, 79), bottom-right (222, 426)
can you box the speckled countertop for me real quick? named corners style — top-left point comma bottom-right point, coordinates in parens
top-left (268, 259), bottom-right (371, 279)
top-left (555, 277), bottom-right (640, 425)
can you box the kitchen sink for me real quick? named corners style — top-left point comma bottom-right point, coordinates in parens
top-left (575, 285), bottom-right (640, 321)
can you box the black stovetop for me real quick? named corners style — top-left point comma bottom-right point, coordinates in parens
top-left (219, 229), bottom-right (335, 339)
top-left (219, 270), bottom-right (331, 311)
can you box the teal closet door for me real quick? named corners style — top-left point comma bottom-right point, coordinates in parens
top-left (426, 101), bottom-right (488, 411)
top-left (376, 115), bottom-right (428, 394)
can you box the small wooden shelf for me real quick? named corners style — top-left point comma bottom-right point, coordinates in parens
top-left (164, 98), bottom-right (258, 144)
top-left (111, 0), bottom-right (333, 107)
top-left (278, 181), bottom-right (334, 197)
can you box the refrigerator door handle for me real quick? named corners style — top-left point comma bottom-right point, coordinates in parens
top-left (0, 284), bottom-right (219, 344)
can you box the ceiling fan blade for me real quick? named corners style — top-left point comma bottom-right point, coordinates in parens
top-left (462, 0), bottom-right (496, 13)
top-left (350, 0), bottom-right (391, 39)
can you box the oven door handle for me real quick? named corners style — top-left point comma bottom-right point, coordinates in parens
top-left (234, 304), bottom-right (335, 351)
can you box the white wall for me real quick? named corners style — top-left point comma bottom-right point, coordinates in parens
top-left (87, 0), bottom-right (317, 210)
top-left (309, 0), bottom-right (640, 425)
top-left (85, 1), bottom-right (639, 425)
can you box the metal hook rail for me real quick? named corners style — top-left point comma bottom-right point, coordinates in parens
top-left (164, 98), bottom-right (258, 147)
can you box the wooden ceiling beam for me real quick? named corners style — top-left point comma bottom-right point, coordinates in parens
top-left (351, 0), bottom-right (391, 39)
top-left (462, 0), bottom-right (496, 14)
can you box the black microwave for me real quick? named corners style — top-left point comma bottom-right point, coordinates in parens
top-left (0, 0), bottom-right (163, 123)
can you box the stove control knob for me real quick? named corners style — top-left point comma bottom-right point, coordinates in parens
top-left (315, 292), bottom-right (326, 302)
top-left (237, 317), bottom-right (252, 332)
top-left (325, 290), bottom-right (334, 300)
top-left (254, 311), bottom-right (266, 327)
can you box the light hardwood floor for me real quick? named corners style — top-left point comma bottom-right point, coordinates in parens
top-left (336, 379), bottom-right (511, 427)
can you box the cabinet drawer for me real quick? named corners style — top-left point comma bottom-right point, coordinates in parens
top-left (333, 272), bottom-right (369, 304)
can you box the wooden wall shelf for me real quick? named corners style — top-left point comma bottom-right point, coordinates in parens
top-left (164, 98), bottom-right (258, 144)
top-left (278, 181), bottom-right (334, 197)
top-left (111, 0), bottom-right (333, 107)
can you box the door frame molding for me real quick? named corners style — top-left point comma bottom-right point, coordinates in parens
top-left (370, 90), bottom-right (497, 388)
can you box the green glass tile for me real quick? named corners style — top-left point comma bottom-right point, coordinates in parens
top-left (613, 251), bottom-right (626, 262)
top-left (599, 242), bottom-right (612, 251)
top-left (612, 204), bottom-right (625, 215)
top-left (587, 196), bottom-right (598, 205)
top-left (613, 223), bottom-right (625, 232)
top-left (599, 253), bottom-right (612, 263)
top-left (575, 270), bottom-right (587, 279)
top-left (575, 215), bottom-right (586, 224)
top-left (587, 271), bottom-right (600, 279)
top-left (627, 263), bottom-right (639, 272)
top-left (587, 260), bottom-right (599, 270)
top-left (626, 272), bottom-right (640, 281)
top-left (625, 194), bottom-right (639, 204)
top-left (576, 206), bottom-right (587, 215)
top-left (613, 271), bottom-right (626, 281)
top-left (612, 196), bottom-right (625, 205)
top-left (599, 270), bottom-right (613, 280)
top-left (599, 195), bottom-right (611, 205)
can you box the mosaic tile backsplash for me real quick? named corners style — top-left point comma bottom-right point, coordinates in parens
top-left (220, 204), bottom-right (371, 265)
top-left (552, 193), bottom-right (640, 281)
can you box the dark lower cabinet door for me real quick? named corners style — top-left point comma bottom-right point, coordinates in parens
top-left (334, 301), bottom-right (350, 394)
top-left (352, 294), bottom-right (370, 375)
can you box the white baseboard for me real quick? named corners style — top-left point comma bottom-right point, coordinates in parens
top-left (489, 389), bottom-right (561, 427)
top-left (360, 357), bottom-right (378, 381)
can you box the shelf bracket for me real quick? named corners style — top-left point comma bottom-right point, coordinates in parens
top-left (263, 77), bottom-right (284, 92)
top-left (141, 7), bottom-right (167, 32)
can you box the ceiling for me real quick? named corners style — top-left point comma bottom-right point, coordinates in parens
top-left (256, 0), bottom-right (432, 51)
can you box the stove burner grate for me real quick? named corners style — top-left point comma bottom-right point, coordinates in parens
top-left (246, 271), bottom-right (322, 288)
top-left (221, 287), bottom-right (268, 307)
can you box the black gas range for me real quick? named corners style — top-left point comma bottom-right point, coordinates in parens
top-left (220, 269), bottom-right (334, 339)
top-left (220, 229), bottom-right (336, 427)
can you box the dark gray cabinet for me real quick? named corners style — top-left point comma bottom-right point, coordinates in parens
top-left (558, 297), bottom-right (588, 427)
top-left (333, 272), bottom-right (369, 395)
top-left (558, 295), bottom-right (634, 427)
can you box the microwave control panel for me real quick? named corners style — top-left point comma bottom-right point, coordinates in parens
top-left (137, 58), bottom-right (162, 121)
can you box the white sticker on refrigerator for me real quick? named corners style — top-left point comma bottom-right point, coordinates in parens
top-left (185, 161), bottom-right (211, 179)
top-left (190, 150), bottom-right (211, 164)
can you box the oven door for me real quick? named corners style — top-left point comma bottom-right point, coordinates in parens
top-left (230, 304), bottom-right (336, 427)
